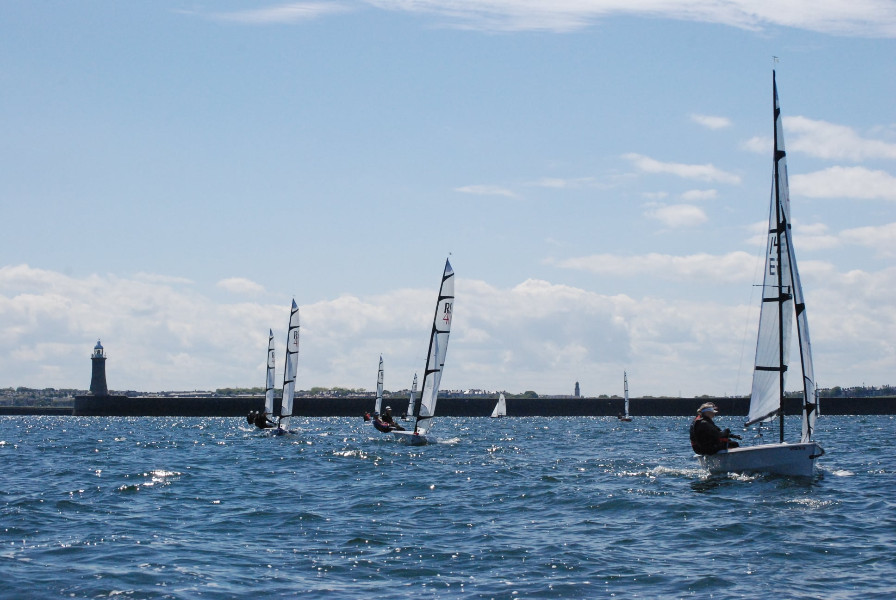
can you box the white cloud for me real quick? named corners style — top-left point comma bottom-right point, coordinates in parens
top-left (211, 2), bottom-right (350, 24)
top-left (790, 166), bottom-right (896, 200)
top-left (528, 177), bottom-right (597, 189)
top-left (454, 184), bottom-right (517, 198)
top-left (680, 189), bottom-right (718, 201)
top-left (623, 153), bottom-right (741, 184)
top-left (691, 114), bottom-right (732, 130)
top-left (361, 0), bottom-right (896, 36)
top-left (786, 116), bottom-right (896, 161)
top-left (793, 222), bottom-right (841, 252)
top-left (2, 263), bottom-right (893, 397)
top-left (217, 277), bottom-right (266, 295)
top-left (840, 222), bottom-right (896, 257)
top-left (550, 251), bottom-right (757, 283)
top-left (743, 117), bottom-right (896, 161)
top-left (643, 203), bottom-right (708, 228)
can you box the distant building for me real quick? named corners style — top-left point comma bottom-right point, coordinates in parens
top-left (89, 340), bottom-right (109, 396)
top-left (574, 381), bottom-right (580, 398)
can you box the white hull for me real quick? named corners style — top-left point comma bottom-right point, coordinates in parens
top-left (698, 442), bottom-right (824, 477)
top-left (392, 430), bottom-right (430, 446)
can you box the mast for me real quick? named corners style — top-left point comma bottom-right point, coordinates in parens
top-left (773, 70), bottom-right (786, 444)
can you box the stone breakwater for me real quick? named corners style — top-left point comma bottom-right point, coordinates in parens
top-left (66, 394), bottom-right (895, 417)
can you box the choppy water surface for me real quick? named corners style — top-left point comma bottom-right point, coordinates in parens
top-left (1, 415), bottom-right (894, 599)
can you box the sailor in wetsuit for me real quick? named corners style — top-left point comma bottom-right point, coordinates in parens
top-left (253, 411), bottom-right (277, 429)
top-left (380, 406), bottom-right (405, 431)
top-left (690, 402), bottom-right (740, 455)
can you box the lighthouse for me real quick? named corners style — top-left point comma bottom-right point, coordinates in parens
top-left (89, 340), bottom-right (109, 396)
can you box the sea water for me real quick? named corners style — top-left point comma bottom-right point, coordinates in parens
top-left (1, 415), bottom-right (894, 599)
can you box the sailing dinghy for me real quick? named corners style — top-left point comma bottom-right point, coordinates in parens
top-left (393, 258), bottom-right (454, 446)
top-left (372, 356), bottom-right (404, 432)
top-left (490, 393), bottom-right (507, 418)
top-left (618, 372), bottom-right (632, 421)
top-left (264, 330), bottom-right (276, 420)
top-left (274, 300), bottom-right (300, 435)
top-left (401, 374), bottom-right (418, 421)
top-left (698, 71), bottom-right (823, 477)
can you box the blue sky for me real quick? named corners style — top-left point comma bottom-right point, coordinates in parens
top-left (1, 1), bottom-right (894, 397)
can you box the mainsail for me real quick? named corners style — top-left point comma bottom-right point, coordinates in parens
top-left (264, 329), bottom-right (276, 417)
top-left (745, 71), bottom-right (817, 443)
top-left (624, 372), bottom-right (630, 419)
top-left (374, 355), bottom-right (384, 416)
top-left (405, 373), bottom-right (418, 419)
top-left (413, 259), bottom-right (455, 436)
top-left (279, 300), bottom-right (300, 431)
top-left (490, 393), bottom-right (507, 418)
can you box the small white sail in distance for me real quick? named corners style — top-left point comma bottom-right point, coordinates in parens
top-left (404, 373), bottom-right (418, 420)
top-left (490, 392), bottom-right (507, 418)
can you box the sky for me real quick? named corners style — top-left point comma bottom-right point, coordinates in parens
top-left (1, 1), bottom-right (894, 398)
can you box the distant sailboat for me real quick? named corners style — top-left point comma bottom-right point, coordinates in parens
top-left (276, 300), bottom-right (300, 435)
top-left (490, 393), bottom-right (507, 418)
top-left (264, 330), bottom-right (276, 419)
top-left (372, 356), bottom-right (403, 432)
top-left (697, 71), bottom-right (823, 476)
top-left (619, 372), bottom-right (632, 421)
top-left (375, 355), bottom-right (384, 416)
top-left (402, 373), bottom-right (418, 421)
top-left (248, 330), bottom-right (278, 429)
top-left (394, 258), bottom-right (454, 445)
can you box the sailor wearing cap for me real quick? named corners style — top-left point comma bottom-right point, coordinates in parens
top-left (689, 402), bottom-right (740, 455)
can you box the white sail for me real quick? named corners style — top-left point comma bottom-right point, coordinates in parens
top-left (264, 329), bottom-right (275, 417)
top-left (490, 393), bottom-right (506, 418)
top-left (414, 258), bottom-right (455, 436)
top-left (624, 372), bottom-right (630, 418)
top-left (405, 373), bottom-right (418, 419)
top-left (279, 300), bottom-right (300, 431)
top-left (374, 355), bottom-right (384, 416)
top-left (746, 70), bottom-right (797, 430)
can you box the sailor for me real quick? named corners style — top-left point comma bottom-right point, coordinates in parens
top-left (380, 406), bottom-right (405, 431)
top-left (247, 411), bottom-right (256, 425)
top-left (253, 411), bottom-right (276, 429)
top-left (689, 402), bottom-right (740, 455)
